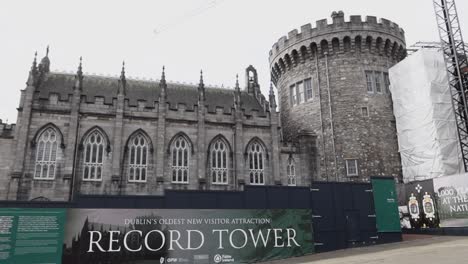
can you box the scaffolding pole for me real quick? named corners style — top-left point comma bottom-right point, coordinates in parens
top-left (434, 0), bottom-right (468, 172)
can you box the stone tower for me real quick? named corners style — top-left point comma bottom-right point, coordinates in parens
top-left (269, 11), bottom-right (406, 182)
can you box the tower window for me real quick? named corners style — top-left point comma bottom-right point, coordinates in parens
top-left (304, 78), bottom-right (313, 101)
top-left (366, 71), bottom-right (389, 95)
top-left (290, 85), bottom-right (297, 106)
top-left (171, 136), bottom-right (190, 184)
top-left (383, 73), bottom-right (390, 94)
top-left (346, 159), bottom-right (359, 177)
top-left (83, 130), bottom-right (105, 181)
top-left (34, 127), bottom-right (59, 180)
top-left (361, 107), bottom-right (369, 117)
top-left (366, 71), bottom-right (374, 93)
top-left (248, 141), bottom-right (265, 185)
top-left (291, 79), bottom-right (313, 106)
top-left (296, 82), bottom-right (304, 104)
top-left (375, 72), bottom-right (383, 93)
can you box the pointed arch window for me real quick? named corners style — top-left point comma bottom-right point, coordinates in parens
top-left (128, 134), bottom-right (149, 182)
top-left (287, 157), bottom-right (296, 186)
top-left (34, 127), bottom-right (59, 180)
top-left (83, 130), bottom-right (104, 181)
top-left (210, 138), bottom-right (228, 184)
top-left (248, 141), bottom-right (265, 185)
top-left (171, 136), bottom-right (190, 184)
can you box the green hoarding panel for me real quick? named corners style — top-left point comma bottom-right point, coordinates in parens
top-left (0, 208), bottom-right (67, 264)
top-left (371, 178), bottom-right (401, 233)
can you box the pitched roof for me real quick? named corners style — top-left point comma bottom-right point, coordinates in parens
top-left (36, 72), bottom-right (266, 116)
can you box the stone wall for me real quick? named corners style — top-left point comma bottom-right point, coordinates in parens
top-left (1, 79), bottom-right (315, 201)
top-left (0, 137), bottom-right (14, 200)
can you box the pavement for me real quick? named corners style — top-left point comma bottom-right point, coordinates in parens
top-left (262, 235), bottom-right (468, 264)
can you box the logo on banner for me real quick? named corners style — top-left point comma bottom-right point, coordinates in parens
top-left (422, 192), bottom-right (436, 220)
top-left (214, 254), bottom-right (222, 263)
top-left (214, 254), bottom-right (234, 263)
top-left (408, 193), bottom-right (420, 220)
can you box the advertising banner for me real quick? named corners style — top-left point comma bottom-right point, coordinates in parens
top-left (371, 178), bottom-right (401, 232)
top-left (0, 208), bottom-right (66, 264)
top-left (0, 208), bottom-right (314, 264)
top-left (433, 173), bottom-right (468, 227)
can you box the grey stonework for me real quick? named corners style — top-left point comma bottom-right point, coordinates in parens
top-left (269, 11), bottom-right (406, 182)
top-left (0, 11), bottom-right (408, 201)
top-left (0, 52), bottom-right (317, 201)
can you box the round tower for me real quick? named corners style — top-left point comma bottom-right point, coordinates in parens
top-left (269, 11), bottom-right (406, 182)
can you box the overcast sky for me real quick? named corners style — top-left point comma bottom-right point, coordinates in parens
top-left (1, 0), bottom-right (467, 122)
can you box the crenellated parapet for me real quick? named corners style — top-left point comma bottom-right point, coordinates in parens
top-left (269, 11), bottom-right (407, 84)
top-left (33, 71), bottom-right (270, 120)
top-left (0, 119), bottom-right (15, 138)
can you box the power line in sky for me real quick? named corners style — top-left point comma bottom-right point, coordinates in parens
top-left (153, 0), bottom-right (226, 36)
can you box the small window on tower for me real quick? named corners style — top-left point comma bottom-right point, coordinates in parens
top-left (383, 72), bottom-right (390, 94)
top-left (366, 71), bottom-right (374, 93)
top-left (296, 82), bottom-right (304, 104)
top-left (361, 107), bottom-right (369, 117)
top-left (290, 85), bottom-right (297, 106)
top-left (375, 72), bottom-right (383, 93)
top-left (346, 159), bottom-right (359, 177)
top-left (304, 78), bottom-right (313, 101)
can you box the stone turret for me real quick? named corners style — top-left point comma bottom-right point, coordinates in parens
top-left (270, 11), bottom-right (406, 182)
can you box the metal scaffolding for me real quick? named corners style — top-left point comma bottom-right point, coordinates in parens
top-left (434, 0), bottom-right (468, 172)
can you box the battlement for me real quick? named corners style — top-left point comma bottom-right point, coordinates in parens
top-left (0, 119), bottom-right (16, 138)
top-left (269, 11), bottom-right (405, 61)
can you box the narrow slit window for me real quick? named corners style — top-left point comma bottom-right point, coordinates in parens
top-left (304, 78), bottom-right (313, 101)
top-left (366, 71), bottom-right (374, 93)
top-left (290, 85), bottom-right (297, 106)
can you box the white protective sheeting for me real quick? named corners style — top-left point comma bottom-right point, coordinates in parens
top-left (389, 48), bottom-right (463, 183)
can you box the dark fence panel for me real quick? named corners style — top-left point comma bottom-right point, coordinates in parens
top-left (310, 181), bottom-right (379, 253)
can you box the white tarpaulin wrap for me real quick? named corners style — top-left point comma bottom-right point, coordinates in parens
top-left (389, 48), bottom-right (463, 183)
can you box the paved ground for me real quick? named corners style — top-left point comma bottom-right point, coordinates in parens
top-left (263, 235), bottom-right (468, 264)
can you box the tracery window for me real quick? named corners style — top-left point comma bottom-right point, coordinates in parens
top-left (210, 138), bottom-right (228, 184)
top-left (287, 157), bottom-right (296, 186)
top-left (171, 136), bottom-right (190, 183)
top-left (248, 141), bottom-right (265, 185)
top-left (34, 128), bottom-right (59, 180)
top-left (128, 134), bottom-right (149, 182)
top-left (83, 130), bottom-right (105, 181)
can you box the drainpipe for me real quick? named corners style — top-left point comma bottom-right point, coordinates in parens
top-left (324, 52), bottom-right (339, 182)
top-left (68, 116), bottom-right (81, 202)
top-left (315, 54), bottom-right (329, 181)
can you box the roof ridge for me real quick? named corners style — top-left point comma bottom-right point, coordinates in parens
top-left (49, 71), bottom-right (235, 91)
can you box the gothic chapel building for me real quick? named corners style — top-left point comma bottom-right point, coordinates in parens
top-left (0, 50), bottom-right (317, 201)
